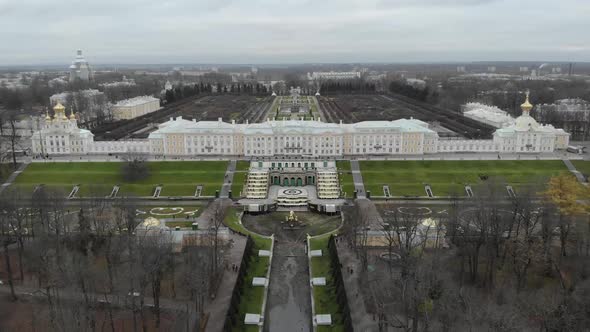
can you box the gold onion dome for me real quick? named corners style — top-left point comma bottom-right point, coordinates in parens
top-left (53, 102), bottom-right (68, 120)
top-left (69, 111), bottom-right (76, 120)
top-left (521, 91), bottom-right (533, 113)
top-left (53, 102), bottom-right (65, 112)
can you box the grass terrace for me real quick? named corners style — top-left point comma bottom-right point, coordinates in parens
top-left (223, 208), bottom-right (272, 332)
top-left (232, 161), bottom-right (251, 198)
top-left (310, 234), bottom-right (344, 332)
top-left (360, 160), bottom-right (568, 197)
top-left (235, 160), bottom-right (251, 172)
top-left (572, 160), bottom-right (590, 181)
top-left (231, 171), bottom-right (248, 198)
top-left (336, 160), bottom-right (354, 198)
top-left (14, 161), bottom-right (228, 197)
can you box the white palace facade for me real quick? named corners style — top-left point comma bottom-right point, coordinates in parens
top-left (32, 94), bottom-right (569, 157)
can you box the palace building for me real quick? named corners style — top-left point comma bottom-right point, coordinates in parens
top-left (31, 94), bottom-right (569, 157)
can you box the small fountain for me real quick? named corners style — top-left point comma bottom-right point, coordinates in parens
top-left (284, 210), bottom-right (302, 229)
top-left (286, 210), bottom-right (298, 224)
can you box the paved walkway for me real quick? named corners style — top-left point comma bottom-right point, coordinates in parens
top-left (205, 234), bottom-right (248, 332)
top-left (313, 96), bottom-right (327, 122)
top-left (0, 162), bottom-right (29, 195)
top-left (350, 160), bottom-right (366, 198)
top-left (220, 160), bottom-right (236, 198)
top-left (14, 148), bottom-right (587, 165)
top-left (334, 239), bottom-right (377, 332)
top-left (356, 198), bottom-right (384, 227)
top-left (562, 159), bottom-right (587, 184)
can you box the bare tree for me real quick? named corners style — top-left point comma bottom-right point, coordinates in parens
top-left (506, 186), bottom-right (544, 292)
top-left (209, 199), bottom-right (228, 280)
top-left (121, 152), bottom-right (150, 182)
top-left (182, 242), bottom-right (213, 316)
top-left (341, 200), bottom-right (371, 271)
top-left (0, 190), bottom-right (18, 301)
top-left (136, 229), bottom-right (173, 328)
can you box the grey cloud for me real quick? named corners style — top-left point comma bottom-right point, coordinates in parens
top-left (0, 0), bottom-right (588, 65)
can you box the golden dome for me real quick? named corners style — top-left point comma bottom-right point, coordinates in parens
top-left (53, 102), bottom-right (67, 120)
top-left (521, 91), bottom-right (533, 113)
top-left (53, 102), bottom-right (65, 112)
top-left (69, 111), bottom-right (76, 120)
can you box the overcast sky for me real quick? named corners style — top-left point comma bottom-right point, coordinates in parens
top-left (0, 0), bottom-right (589, 65)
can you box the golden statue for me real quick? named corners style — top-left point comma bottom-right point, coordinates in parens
top-left (286, 210), bottom-right (298, 223)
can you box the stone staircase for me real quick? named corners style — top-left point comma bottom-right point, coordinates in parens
top-left (316, 171), bottom-right (340, 199)
top-left (245, 170), bottom-right (269, 199)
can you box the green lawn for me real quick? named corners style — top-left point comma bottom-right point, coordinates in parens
top-left (572, 160), bottom-right (590, 181)
top-left (336, 160), bottom-right (354, 198)
top-left (360, 160), bottom-right (568, 197)
top-left (13, 161), bottom-right (228, 197)
top-left (232, 160), bottom-right (251, 198)
top-left (235, 160), bottom-right (251, 172)
top-left (231, 171), bottom-right (248, 198)
top-left (310, 235), bottom-right (344, 332)
top-left (0, 163), bottom-right (16, 183)
top-left (224, 208), bottom-right (272, 332)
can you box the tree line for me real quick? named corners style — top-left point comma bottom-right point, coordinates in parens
top-left (0, 185), bottom-right (232, 331)
top-left (341, 174), bottom-right (590, 331)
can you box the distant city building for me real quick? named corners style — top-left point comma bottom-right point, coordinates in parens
top-left (456, 66), bottom-right (466, 73)
top-left (462, 103), bottom-right (515, 128)
top-left (366, 72), bottom-right (386, 81)
top-left (111, 96), bottom-right (161, 120)
top-left (31, 94), bottom-right (569, 157)
top-left (307, 71), bottom-right (361, 81)
top-left (69, 49), bottom-right (93, 83)
top-left (450, 73), bottom-right (516, 82)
